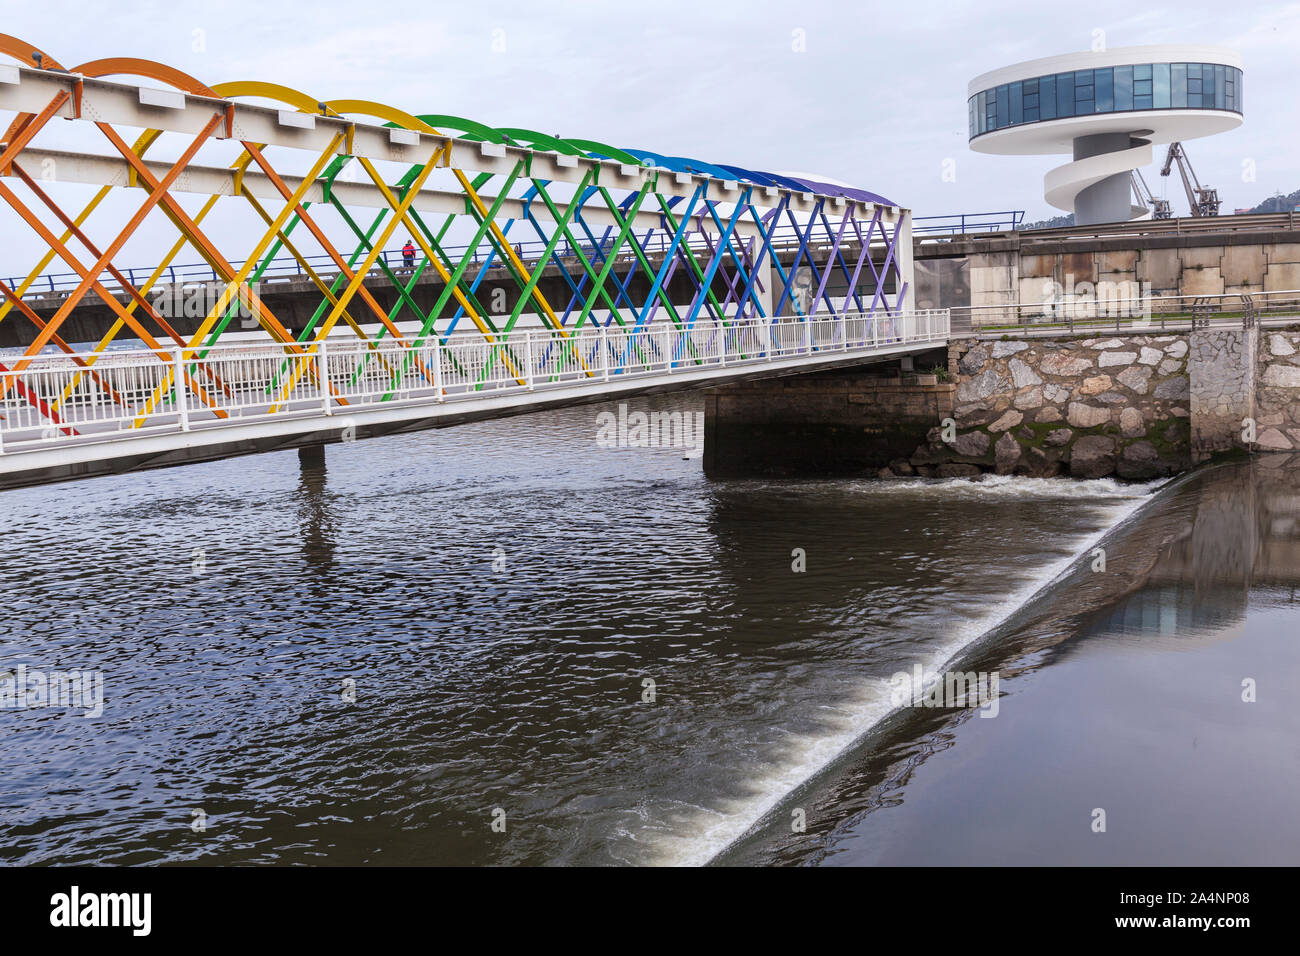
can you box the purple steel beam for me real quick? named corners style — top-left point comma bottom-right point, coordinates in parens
top-left (866, 214), bottom-right (905, 321)
top-left (773, 200), bottom-right (826, 317)
top-left (844, 207), bottom-right (883, 338)
top-left (736, 236), bottom-right (765, 319)
top-left (777, 201), bottom-right (839, 317)
top-left (737, 200), bottom-right (788, 322)
top-left (849, 211), bottom-right (883, 302)
top-left (697, 198), bottom-right (768, 320)
top-left (811, 206), bottom-right (853, 325)
top-left (817, 206), bottom-right (868, 313)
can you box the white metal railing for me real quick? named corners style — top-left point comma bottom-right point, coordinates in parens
top-left (0, 311), bottom-right (949, 455)
top-left (956, 287), bottom-right (1300, 334)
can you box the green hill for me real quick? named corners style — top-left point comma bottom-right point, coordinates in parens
top-left (1244, 189), bottom-right (1300, 214)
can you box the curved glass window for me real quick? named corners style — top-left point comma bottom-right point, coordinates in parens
top-left (969, 63), bottom-right (1241, 139)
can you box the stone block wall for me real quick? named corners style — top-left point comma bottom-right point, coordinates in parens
top-left (1254, 331), bottom-right (1300, 450)
top-left (898, 336), bottom-right (1192, 480)
top-left (917, 233), bottom-right (1300, 319)
top-left (704, 326), bottom-right (1300, 482)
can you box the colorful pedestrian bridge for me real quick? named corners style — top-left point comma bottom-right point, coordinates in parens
top-left (0, 33), bottom-right (944, 488)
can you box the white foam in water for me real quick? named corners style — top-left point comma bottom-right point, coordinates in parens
top-left (647, 475), bottom-right (1166, 867)
top-left (859, 473), bottom-right (1166, 500)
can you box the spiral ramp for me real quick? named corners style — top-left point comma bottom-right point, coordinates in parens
top-left (1044, 139), bottom-right (1153, 220)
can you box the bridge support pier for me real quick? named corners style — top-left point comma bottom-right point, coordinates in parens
top-left (298, 443), bottom-right (326, 468)
top-left (702, 351), bottom-right (954, 478)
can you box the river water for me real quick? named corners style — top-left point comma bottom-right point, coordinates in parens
top-left (2, 395), bottom-right (1289, 866)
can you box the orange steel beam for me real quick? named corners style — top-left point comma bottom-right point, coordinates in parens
top-left (0, 128), bottom-right (169, 335)
top-left (51, 187), bottom-right (229, 411)
top-left (96, 121), bottom-right (316, 353)
top-left (12, 163), bottom-right (238, 402)
top-left (53, 193), bottom-right (222, 404)
top-left (0, 34), bottom-right (65, 71)
top-left (109, 131), bottom-right (356, 422)
top-left (0, 267), bottom-right (116, 372)
top-left (4, 113), bottom-right (225, 368)
top-left (0, 279), bottom-right (127, 406)
top-left (76, 150), bottom-right (260, 363)
top-left (0, 35), bottom-right (67, 150)
top-left (12, 162), bottom-right (220, 360)
top-left (241, 143), bottom-right (424, 352)
top-left (0, 183), bottom-right (230, 415)
top-left (0, 90), bottom-right (70, 177)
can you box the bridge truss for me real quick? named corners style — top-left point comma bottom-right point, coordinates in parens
top-left (0, 33), bottom-right (933, 483)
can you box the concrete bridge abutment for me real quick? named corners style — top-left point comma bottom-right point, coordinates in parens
top-left (702, 349), bottom-right (955, 478)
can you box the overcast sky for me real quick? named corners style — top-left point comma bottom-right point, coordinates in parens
top-left (0, 0), bottom-right (1296, 270)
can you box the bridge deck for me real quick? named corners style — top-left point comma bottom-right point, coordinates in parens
top-left (0, 312), bottom-right (949, 489)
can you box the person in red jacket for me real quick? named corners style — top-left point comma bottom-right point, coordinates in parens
top-left (401, 239), bottom-right (416, 271)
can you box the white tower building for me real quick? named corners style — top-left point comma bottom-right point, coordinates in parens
top-left (968, 45), bottom-right (1243, 225)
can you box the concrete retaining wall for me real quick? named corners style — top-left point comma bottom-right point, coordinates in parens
top-left (915, 230), bottom-right (1300, 318)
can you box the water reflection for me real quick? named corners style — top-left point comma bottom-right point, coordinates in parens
top-left (721, 456), bottom-right (1300, 866)
top-left (295, 458), bottom-right (336, 573)
top-left (1081, 455), bottom-right (1300, 648)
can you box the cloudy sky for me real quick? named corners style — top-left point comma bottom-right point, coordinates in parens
top-left (0, 0), bottom-right (1296, 269)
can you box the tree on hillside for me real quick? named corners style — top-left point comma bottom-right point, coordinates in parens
top-left (1245, 189), bottom-right (1300, 214)
top-left (1020, 213), bottom-right (1074, 230)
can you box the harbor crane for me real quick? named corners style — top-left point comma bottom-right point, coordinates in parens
top-left (1160, 142), bottom-right (1222, 217)
top-left (1130, 169), bottom-right (1174, 220)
